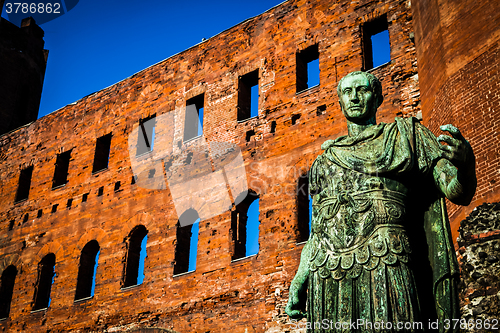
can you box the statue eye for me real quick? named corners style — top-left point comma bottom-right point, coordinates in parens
top-left (343, 88), bottom-right (352, 94)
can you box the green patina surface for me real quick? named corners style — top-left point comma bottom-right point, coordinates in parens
top-left (286, 72), bottom-right (477, 332)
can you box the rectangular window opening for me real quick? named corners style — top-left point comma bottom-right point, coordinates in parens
top-left (184, 94), bottom-right (204, 142)
top-left (114, 181), bottom-right (121, 192)
top-left (296, 44), bottom-right (320, 93)
top-left (363, 15), bottom-right (391, 70)
top-left (51, 204), bottom-right (58, 213)
top-left (37, 209), bottom-right (43, 218)
top-left (82, 193), bottom-right (89, 203)
top-left (67, 199), bottom-right (73, 209)
top-left (136, 115), bottom-right (156, 156)
top-left (98, 187), bottom-right (104, 197)
top-left (92, 133), bottom-right (112, 173)
top-left (52, 150), bottom-right (71, 188)
top-left (15, 166), bottom-right (33, 202)
top-left (238, 70), bottom-right (259, 121)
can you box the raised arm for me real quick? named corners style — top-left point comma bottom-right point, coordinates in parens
top-left (433, 124), bottom-right (477, 205)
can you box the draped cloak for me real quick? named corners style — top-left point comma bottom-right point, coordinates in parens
top-left (304, 117), bottom-right (460, 332)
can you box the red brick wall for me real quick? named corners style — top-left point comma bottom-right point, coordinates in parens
top-left (0, 0), bottom-right (420, 331)
top-left (411, 0), bottom-right (500, 241)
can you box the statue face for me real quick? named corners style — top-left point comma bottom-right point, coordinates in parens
top-left (339, 74), bottom-right (377, 123)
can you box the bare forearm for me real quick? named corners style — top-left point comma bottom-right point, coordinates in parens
top-left (286, 241), bottom-right (311, 319)
top-left (290, 241), bottom-right (311, 292)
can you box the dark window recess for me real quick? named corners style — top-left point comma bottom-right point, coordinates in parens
top-left (297, 174), bottom-right (312, 242)
top-left (67, 199), bottom-right (73, 208)
top-left (174, 209), bottom-right (200, 275)
top-left (114, 181), bottom-right (121, 192)
top-left (52, 150), bottom-right (71, 188)
top-left (123, 225), bottom-right (148, 287)
top-left (291, 114), bottom-right (301, 125)
top-left (51, 204), bottom-right (58, 213)
top-left (231, 191), bottom-right (260, 260)
top-left (15, 166), bottom-right (33, 202)
top-left (23, 214), bottom-right (29, 223)
top-left (362, 15), bottom-right (391, 70)
top-left (33, 253), bottom-right (55, 310)
top-left (317, 104), bottom-right (326, 116)
top-left (75, 240), bottom-right (100, 300)
top-left (185, 152), bottom-right (193, 165)
top-left (98, 187), bottom-right (104, 197)
top-left (82, 193), bottom-right (88, 203)
top-left (0, 265), bottom-right (17, 319)
top-left (270, 121), bottom-right (277, 133)
top-left (136, 115), bottom-right (156, 156)
top-left (296, 44), bottom-right (320, 93)
top-left (246, 130), bottom-right (255, 142)
top-left (92, 133), bottom-right (112, 173)
top-left (131, 175), bottom-right (137, 185)
top-left (8, 220), bottom-right (15, 231)
top-left (237, 70), bottom-right (259, 121)
top-left (37, 209), bottom-right (43, 218)
top-left (184, 94), bottom-right (204, 141)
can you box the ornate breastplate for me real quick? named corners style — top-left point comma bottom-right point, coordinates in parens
top-left (315, 188), bottom-right (406, 249)
top-left (309, 187), bottom-right (411, 280)
top-left (308, 156), bottom-right (414, 280)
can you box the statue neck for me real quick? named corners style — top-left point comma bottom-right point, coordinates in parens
top-left (346, 117), bottom-right (377, 137)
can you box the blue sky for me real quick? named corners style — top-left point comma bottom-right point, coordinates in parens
top-left (2, 0), bottom-right (285, 118)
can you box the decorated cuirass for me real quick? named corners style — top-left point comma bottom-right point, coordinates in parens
top-left (308, 161), bottom-right (413, 281)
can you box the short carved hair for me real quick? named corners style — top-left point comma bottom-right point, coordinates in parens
top-left (337, 71), bottom-right (384, 108)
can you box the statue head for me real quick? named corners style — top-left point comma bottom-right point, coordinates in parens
top-left (337, 71), bottom-right (383, 124)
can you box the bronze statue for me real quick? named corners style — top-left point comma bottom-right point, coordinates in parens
top-left (286, 71), bottom-right (476, 332)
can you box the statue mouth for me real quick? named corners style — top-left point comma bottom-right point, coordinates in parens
top-left (348, 106), bottom-right (364, 111)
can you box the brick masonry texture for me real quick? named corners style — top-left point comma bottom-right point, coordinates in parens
top-left (411, 0), bottom-right (500, 241)
top-left (1, 0), bottom-right (499, 331)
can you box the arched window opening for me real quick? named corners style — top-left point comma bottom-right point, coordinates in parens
top-left (174, 209), bottom-right (200, 275)
top-left (33, 253), bottom-right (55, 311)
top-left (0, 265), bottom-right (17, 319)
top-left (232, 191), bottom-right (260, 260)
top-left (74, 240), bottom-right (100, 301)
top-left (123, 225), bottom-right (148, 287)
top-left (297, 174), bottom-right (312, 242)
